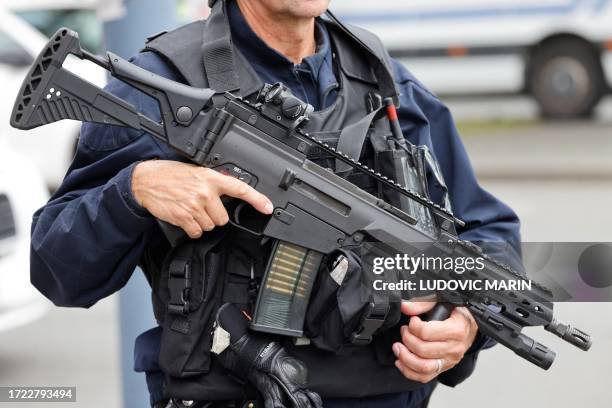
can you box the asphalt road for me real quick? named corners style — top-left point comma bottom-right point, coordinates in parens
top-left (0, 297), bottom-right (120, 407)
top-left (0, 97), bottom-right (610, 408)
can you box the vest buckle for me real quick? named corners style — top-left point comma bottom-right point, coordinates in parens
top-left (168, 259), bottom-right (192, 315)
top-left (350, 301), bottom-right (389, 345)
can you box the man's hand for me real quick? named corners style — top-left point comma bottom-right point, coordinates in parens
top-left (392, 301), bottom-right (478, 383)
top-left (132, 160), bottom-right (273, 239)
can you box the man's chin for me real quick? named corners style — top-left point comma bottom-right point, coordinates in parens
top-left (289, 0), bottom-right (330, 18)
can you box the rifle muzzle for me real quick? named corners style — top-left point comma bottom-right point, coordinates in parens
top-left (546, 319), bottom-right (593, 351)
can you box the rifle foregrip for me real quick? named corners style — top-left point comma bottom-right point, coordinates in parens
top-left (422, 302), bottom-right (453, 322)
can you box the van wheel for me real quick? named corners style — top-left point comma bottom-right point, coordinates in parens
top-left (529, 39), bottom-right (604, 118)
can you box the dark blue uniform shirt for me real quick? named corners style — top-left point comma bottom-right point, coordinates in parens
top-left (30, 2), bottom-right (521, 406)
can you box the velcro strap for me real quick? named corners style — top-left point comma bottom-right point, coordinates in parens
top-left (168, 259), bottom-right (192, 315)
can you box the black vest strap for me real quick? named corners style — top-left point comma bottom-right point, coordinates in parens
top-left (145, 1), bottom-right (263, 96)
top-left (323, 10), bottom-right (400, 107)
top-left (202, 0), bottom-right (240, 92)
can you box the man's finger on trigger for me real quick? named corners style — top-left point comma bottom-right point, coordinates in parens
top-left (219, 176), bottom-right (273, 215)
top-left (401, 299), bottom-right (437, 317)
top-left (212, 172), bottom-right (248, 196)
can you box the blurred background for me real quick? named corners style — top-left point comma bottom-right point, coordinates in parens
top-left (0, 0), bottom-right (610, 407)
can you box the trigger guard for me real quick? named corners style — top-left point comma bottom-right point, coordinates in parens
top-left (228, 202), bottom-right (266, 236)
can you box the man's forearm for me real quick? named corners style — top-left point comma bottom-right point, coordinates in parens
top-left (31, 163), bottom-right (153, 307)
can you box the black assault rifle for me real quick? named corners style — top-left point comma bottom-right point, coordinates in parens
top-left (10, 29), bottom-right (592, 369)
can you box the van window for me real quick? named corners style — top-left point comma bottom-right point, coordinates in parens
top-left (16, 9), bottom-right (102, 52)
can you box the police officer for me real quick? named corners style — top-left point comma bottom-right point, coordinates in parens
top-left (30, 0), bottom-right (522, 407)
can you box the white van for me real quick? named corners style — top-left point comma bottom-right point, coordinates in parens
top-left (331, 0), bottom-right (612, 118)
top-left (0, 143), bottom-right (49, 332)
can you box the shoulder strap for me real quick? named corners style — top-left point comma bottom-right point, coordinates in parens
top-left (323, 10), bottom-right (400, 107)
top-left (144, 0), bottom-right (246, 94)
top-left (201, 0), bottom-right (240, 92)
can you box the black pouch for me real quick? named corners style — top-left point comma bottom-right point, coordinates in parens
top-left (375, 147), bottom-right (439, 238)
top-left (156, 230), bottom-right (226, 378)
top-left (304, 249), bottom-right (400, 354)
top-left (371, 131), bottom-right (452, 240)
top-left (220, 226), bottom-right (271, 311)
top-left (304, 249), bottom-right (360, 353)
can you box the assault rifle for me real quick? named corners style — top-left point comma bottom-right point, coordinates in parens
top-left (11, 29), bottom-right (591, 369)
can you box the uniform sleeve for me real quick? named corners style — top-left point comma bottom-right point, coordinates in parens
top-left (391, 59), bottom-right (522, 386)
top-left (30, 52), bottom-right (181, 308)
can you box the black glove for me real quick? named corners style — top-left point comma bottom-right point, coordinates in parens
top-left (214, 303), bottom-right (323, 408)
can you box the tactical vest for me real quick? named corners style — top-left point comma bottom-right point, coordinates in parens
top-left (143, 0), bottom-right (426, 401)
